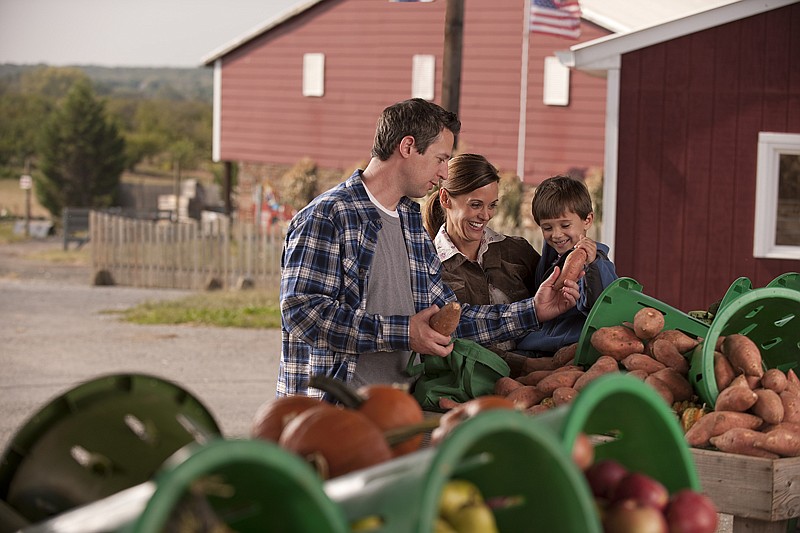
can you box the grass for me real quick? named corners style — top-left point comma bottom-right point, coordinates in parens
top-left (115, 289), bottom-right (283, 329)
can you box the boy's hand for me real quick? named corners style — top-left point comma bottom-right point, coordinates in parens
top-left (574, 236), bottom-right (597, 265)
top-left (534, 266), bottom-right (582, 322)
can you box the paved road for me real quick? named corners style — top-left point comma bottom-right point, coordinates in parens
top-left (0, 238), bottom-right (281, 452)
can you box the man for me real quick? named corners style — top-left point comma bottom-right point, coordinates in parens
top-left (278, 98), bottom-right (579, 398)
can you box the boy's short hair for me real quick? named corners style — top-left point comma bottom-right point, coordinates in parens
top-left (531, 175), bottom-right (593, 225)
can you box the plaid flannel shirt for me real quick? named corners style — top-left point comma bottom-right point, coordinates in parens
top-left (277, 171), bottom-right (542, 398)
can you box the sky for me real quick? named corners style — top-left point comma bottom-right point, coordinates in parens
top-left (0, 0), bottom-right (303, 68)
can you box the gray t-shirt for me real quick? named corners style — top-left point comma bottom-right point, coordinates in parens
top-left (352, 208), bottom-right (416, 388)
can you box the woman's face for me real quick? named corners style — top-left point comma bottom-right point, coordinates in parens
top-left (442, 181), bottom-right (499, 248)
top-left (538, 210), bottom-right (593, 255)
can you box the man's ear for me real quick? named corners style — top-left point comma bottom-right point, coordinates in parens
top-left (399, 136), bottom-right (415, 157)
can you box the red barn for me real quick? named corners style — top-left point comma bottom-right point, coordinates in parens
top-left (559, 0), bottom-right (800, 311)
top-left (203, 0), bottom-right (615, 187)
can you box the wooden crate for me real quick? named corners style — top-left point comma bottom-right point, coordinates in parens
top-left (692, 448), bottom-right (800, 533)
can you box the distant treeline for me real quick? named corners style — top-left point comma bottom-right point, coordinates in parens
top-left (0, 63), bottom-right (213, 102)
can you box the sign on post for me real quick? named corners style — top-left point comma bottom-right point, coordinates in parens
top-left (20, 175), bottom-right (32, 190)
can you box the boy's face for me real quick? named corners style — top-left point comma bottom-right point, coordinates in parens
top-left (538, 211), bottom-right (594, 255)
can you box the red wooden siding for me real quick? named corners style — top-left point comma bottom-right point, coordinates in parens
top-left (215, 0), bottom-right (608, 184)
top-left (615, 4), bottom-right (800, 311)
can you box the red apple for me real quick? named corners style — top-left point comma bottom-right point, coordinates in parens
top-left (612, 472), bottom-right (669, 510)
top-left (665, 489), bottom-right (719, 533)
top-left (585, 459), bottom-right (628, 500)
top-left (572, 432), bottom-right (595, 471)
top-left (604, 500), bottom-right (668, 533)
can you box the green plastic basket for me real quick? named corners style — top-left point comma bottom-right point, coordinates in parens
top-left (0, 373), bottom-right (221, 524)
top-left (127, 439), bottom-right (348, 533)
top-left (534, 373), bottom-right (700, 494)
top-left (325, 410), bottom-right (601, 533)
top-left (689, 286), bottom-right (800, 407)
top-left (575, 278), bottom-right (710, 367)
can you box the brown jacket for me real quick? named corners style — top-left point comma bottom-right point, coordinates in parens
top-left (439, 235), bottom-right (540, 306)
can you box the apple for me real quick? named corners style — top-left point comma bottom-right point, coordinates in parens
top-left (665, 489), bottom-right (719, 533)
top-left (585, 458), bottom-right (628, 500)
top-left (612, 472), bottom-right (669, 510)
top-left (604, 500), bottom-right (668, 533)
top-left (571, 432), bottom-right (595, 471)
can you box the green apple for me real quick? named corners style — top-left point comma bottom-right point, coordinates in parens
top-left (447, 503), bottom-right (499, 533)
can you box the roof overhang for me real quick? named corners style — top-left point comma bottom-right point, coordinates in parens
top-left (202, 0), bottom-right (324, 66)
top-left (558, 0), bottom-right (798, 72)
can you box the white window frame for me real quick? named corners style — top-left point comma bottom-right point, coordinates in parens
top-left (412, 54), bottom-right (436, 101)
top-left (303, 53), bottom-right (325, 97)
top-left (543, 56), bottom-right (570, 106)
top-left (753, 131), bottom-right (800, 259)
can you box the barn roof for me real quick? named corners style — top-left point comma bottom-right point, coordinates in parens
top-left (201, 0), bottom-right (745, 66)
top-left (559, 0), bottom-right (797, 71)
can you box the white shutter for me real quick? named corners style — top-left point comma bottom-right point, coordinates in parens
top-left (543, 56), bottom-right (570, 106)
top-left (303, 53), bottom-right (325, 97)
top-left (412, 54), bottom-right (436, 101)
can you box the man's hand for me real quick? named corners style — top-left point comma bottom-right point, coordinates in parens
top-left (409, 305), bottom-right (455, 357)
top-left (533, 266), bottom-right (581, 322)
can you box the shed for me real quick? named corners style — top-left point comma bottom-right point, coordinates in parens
top-left (558, 0), bottom-right (800, 311)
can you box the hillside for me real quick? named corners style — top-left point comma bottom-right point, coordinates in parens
top-left (0, 63), bottom-right (213, 102)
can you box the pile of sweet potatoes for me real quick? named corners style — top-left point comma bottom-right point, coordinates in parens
top-left (684, 333), bottom-right (800, 458)
top-left (488, 307), bottom-right (701, 414)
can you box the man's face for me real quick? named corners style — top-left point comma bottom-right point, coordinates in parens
top-left (405, 129), bottom-right (454, 198)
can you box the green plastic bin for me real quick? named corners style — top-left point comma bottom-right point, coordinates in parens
top-left (325, 409), bottom-right (601, 533)
top-left (689, 286), bottom-right (800, 407)
top-left (575, 278), bottom-right (709, 367)
top-left (0, 373), bottom-right (221, 525)
top-left (534, 373), bottom-right (701, 494)
top-left (127, 438), bottom-right (349, 533)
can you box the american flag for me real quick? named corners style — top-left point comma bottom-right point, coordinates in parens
top-left (530, 0), bottom-right (582, 39)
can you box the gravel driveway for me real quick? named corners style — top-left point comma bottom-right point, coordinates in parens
top-left (0, 238), bottom-right (281, 452)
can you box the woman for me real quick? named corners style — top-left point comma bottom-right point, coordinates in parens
top-left (423, 153), bottom-right (540, 352)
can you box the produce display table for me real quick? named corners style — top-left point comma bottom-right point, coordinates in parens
top-left (692, 448), bottom-right (800, 533)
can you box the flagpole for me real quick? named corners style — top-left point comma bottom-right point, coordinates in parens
top-left (516, 0), bottom-right (531, 181)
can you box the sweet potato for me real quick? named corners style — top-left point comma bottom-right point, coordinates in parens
top-left (727, 374), bottom-right (751, 390)
top-left (552, 343), bottom-right (578, 368)
top-left (438, 397), bottom-right (462, 411)
top-left (781, 389), bottom-right (800, 423)
top-left (429, 301), bottom-right (461, 336)
top-left (517, 370), bottom-right (553, 387)
top-left (552, 386), bottom-right (579, 406)
top-left (709, 428), bottom-right (778, 458)
top-left (554, 247), bottom-right (587, 290)
top-left (645, 374), bottom-right (674, 405)
top-left (537, 370), bottom-right (584, 395)
top-left (520, 356), bottom-right (556, 374)
top-left (633, 307), bottom-right (665, 341)
top-left (746, 375), bottom-right (762, 389)
top-left (621, 353), bottom-right (666, 374)
top-left (574, 355), bottom-right (620, 391)
top-left (651, 367), bottom-right (693, 402)
top-left (752, 388), bottom-right (784, 425)
top-left (505, 386), bottom-right (547, 409)
top-left (714, 385), bottom-right (758, 412)
top-left (650, 339), bottom-right (689, 375)
top-left (756, 427), bottom-right (800, 457)
top-left (626, 369), bottom-right (649, 381)
top-left (788, 369), bottom-right (800, 389)
top-left (494, 376), bottom-right (524, 397)
top-left (714, 351), bottom-right (736, 391)
top-left (762, 368), bottom-right (788, 394)
top-left (590, 326), bottom-right (645, 361)
top-left (526, 403), bottom-right (552, 415)
top-left (722, 334), bottom-right (764, 378)
top-left (684, 411), bottom-right (764, 448)
top-left (651, 330), bottom-right (700, 354)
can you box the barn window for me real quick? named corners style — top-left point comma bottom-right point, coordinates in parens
top-left (754, 132), bottom-right (800, 259)
top-left (412, 54), bottom-right (436, 101)
top-left (543, 56), bottom-right (570, 106)
top-left (303, 53), bottom-right (325, 97)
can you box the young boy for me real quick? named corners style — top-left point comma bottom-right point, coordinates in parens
top-left (516, 175), bottom-right (618, 355)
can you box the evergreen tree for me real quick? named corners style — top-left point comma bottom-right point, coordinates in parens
top-left (35, 79), bottom-right (126, 217)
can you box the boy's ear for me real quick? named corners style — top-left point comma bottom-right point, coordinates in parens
top-left (583, 212), bottom-right (595, 229)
